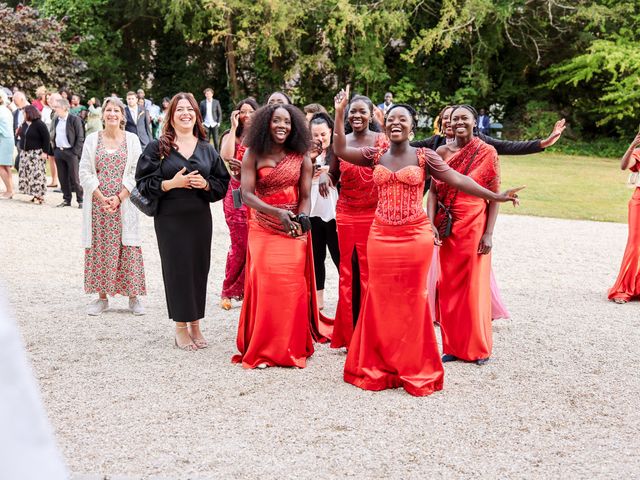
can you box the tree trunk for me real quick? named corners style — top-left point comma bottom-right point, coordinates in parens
top-left (225, 13), bottom-right (240, 102)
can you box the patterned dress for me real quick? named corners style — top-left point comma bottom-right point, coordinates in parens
top-left (84, 136), bottom-right (146, 296)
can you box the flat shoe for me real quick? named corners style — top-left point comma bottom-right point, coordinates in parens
top-left (475, 358), bottom-right (490, 366)
top-left (612, 298), bottom-right (628, 304)
top-left (220, 298), bottom-right (232, 310)
top-left (441, 354), bottom-right (458, 363)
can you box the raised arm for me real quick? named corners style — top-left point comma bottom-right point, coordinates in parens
top-left (479, 118), bottom-right (566, 155)
top-left (333, 86), bottom-right (373, 166)
top-left (431, 167), bottom-right (522, 205)
top-left (621, 132), bottom-right (640, 171)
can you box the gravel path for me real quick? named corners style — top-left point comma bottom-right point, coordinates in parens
top-left (1, 188), bottom-right (638, 479)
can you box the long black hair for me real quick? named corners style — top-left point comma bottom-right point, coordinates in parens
top-left (244, 104), bottom-right (311, 156)
top-left (344, 94), bottom-right (382, 134)
top-left (235, 97), bottom-right (260, 138)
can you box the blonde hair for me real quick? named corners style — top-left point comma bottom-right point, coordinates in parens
top-left (102, 96), bottom-right (127, 129)
top-left (0, 90), bottom-right (8, 106)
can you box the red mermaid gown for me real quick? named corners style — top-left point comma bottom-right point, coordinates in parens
top-left (344, 147), bottom-right (449, 396)
top-left (434, 137), bottom-right (500, 362)
top-left (330, 133), bottom-right (389, 349)
top-left (221, 143), bottom-right (248, 300)
top-left (232, 153), bottom-right (328, 369)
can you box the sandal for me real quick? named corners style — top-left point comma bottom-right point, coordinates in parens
top-left (174, 325), bottom-right (197, 352)
top-left (189, 320), bottom-right (208, 349)
top-left (33, 197), bottom-right (44, 205)
top-left (220, 298), bottom-right (232, 310)
top-left (612, 298), bottom-right (628, 304)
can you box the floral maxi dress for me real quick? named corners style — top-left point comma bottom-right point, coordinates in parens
top-left (84, 135), bottom-right (146, 296)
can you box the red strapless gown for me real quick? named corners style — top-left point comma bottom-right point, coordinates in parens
top-left (221, 143), bottom-right (248, 299)
top-left (343, 148), bottom-right (447, 396)
top-left (330, 133), bottom-right (389, 349)
top-left (232, 153), bottom-right (329, 369)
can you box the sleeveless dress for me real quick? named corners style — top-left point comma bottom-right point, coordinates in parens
top-left (343, 147), bottom-right (448, 396)
top-left (330, 133), bottom-right (389, 349)
top-left (84, 136), bottom-right (146, 296)
top-left (221, 142), bottom-right (248, 299)
top-left (232, 153), bottom-right (329, 369)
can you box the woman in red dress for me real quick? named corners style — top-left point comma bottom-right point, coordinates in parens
top-left (608, 133), bottom-right (640, 303)
top-left (232, 103), bottom-right (323, 369)
top-left (319, 91), bottom-right (388, 349)
top-left (333, 92), bottom-right (521, 396)
top-left (218, 98), bottom-right (259, 310)
top-left (430, 105), bottom-right (521, 365)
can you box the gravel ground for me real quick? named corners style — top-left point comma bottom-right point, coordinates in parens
top-left (1, 187), bottom-right (639, 479)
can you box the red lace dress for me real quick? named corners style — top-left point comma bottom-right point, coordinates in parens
top-left (343, 147), bottom-right (448, 397)
top-left (84, 138), bottom-right (146, 296)
top-left (232, 153), bottom-right (328, 369)
top-left (434, 137), bottom-right (499, 361)
top-left (331, 133), bottom-right (389, 349)
top-left (221, 143), bottom-right (248, 299)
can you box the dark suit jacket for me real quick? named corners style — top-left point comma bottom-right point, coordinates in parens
top-left (199, 99), bottom-right (222, 126)
top-left (52, 114), bottom-right (85, 157)
top-left (125, 106), bottom-right (152, 148)
top-left (13, 109), bottom-right (23, 145)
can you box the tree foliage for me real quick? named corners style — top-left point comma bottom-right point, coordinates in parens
top-left (0, 3), bottom-right (86, 92)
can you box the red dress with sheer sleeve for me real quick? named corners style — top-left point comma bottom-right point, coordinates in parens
top-left (330, 133), bottom-right (389, 349)
top-left (232, 153), bottom-right (328, 369)
top-left (433, 137), bottom-right (499, 362)
top-left (343, 147), bottom-right (445, 396)
top-left (221, 142), bottom-right (248, 299)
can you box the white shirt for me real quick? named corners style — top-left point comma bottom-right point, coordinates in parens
top-left (203, 100), bottom-right (215, 128)
top-left (55, 115), bottom-right (71, 148)
top-left (41, 106), bottom-right (52, 128)
top-left (310, 153), bottom-right (338, 221)
top-left (129, 106), bottom-right (139, 121)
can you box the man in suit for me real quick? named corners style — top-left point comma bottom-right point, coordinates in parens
top-left (124, 91), bottom-right (152, 149)
top-left (199, 88), bottom-right (222, 150)
top-left (377, 92), bottom-right (394, 114)
top-left (478, 108), bottom-right (491, 135)
top-left (52, 98), bottom-right (84, 208)
top-left (12, 91), bottom-right (29, 170)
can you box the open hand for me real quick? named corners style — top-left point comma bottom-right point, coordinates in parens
top-left (541, 119), bottom-right (566, 148)
top-left (318, 172), bottom-right (332, 198)
top-left (495, 185), bottom-right (525, 206)
top-left (334, 85), bottom-right (350, 115)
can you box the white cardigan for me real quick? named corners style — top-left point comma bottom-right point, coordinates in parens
top-left (79, 131), bottom-right (143, 248)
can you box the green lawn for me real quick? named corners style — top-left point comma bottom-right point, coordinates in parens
top-left (499, 152), bottom-right (632, 223)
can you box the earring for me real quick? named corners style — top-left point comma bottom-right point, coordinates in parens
top-left (409, 132), bottom-right (415, 141)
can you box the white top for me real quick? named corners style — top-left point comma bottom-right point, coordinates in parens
top-left (129, 105), bottom-right (138, 120)
top-left (54, 116), bottom-right (71, 148)
top-left (310, 153), bottom-right (338, 221)
top-left (41, 106), bottom-right (52, 128)
top-left (79, 131), bottom-right (143, 248)
top-left (204, 100), bottom-right (214, 127)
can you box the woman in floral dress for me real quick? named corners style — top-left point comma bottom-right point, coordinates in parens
top-left (79, 97), bottom-right (146, 316)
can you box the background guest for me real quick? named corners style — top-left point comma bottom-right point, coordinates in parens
top-left (32, 86), bottom-right (47, 112)
top-left (17, 105), bottom-right (50, 204)
top-left (218, 97), bottom-right (259, 310)
top-left (12, 91), bottom-right (29, 171)
top-left (478, 108), bottom-right (491, 135)
top-left (69, 94), bottom-right (87, 122)
top-left (124, 91), bottom-right (152, 149)
top-left (303, 103), bottom-right (327, 122)
top-left (377, 92), bottom-right (393, 114)
top-left (0, 90), bottom-right (15, 199)
top-left (45, 92), bottom-right (62, 188)
top-left (308, 112), bottom-right (339, 310)
top-left (608, 132), bottom-right (640, 304)
top-left (136, 89), bottom-right (153, 110)
top-left (136, 92), bottom-right (229, 351)
top-left (199, 88), bottom-right (222, 150)
top-left (156, 97), bottom-right (170, 139)
top-left (52, 98), bottom-right (85, 208)
top-left (80, 97), bottom-right (146, 316)
top-left (85, 98), bottom-right (103, 135)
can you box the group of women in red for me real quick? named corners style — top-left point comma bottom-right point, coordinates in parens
top-left (214, 84), bottom-right (532, 396)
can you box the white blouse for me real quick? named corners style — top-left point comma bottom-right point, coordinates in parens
top-left (310, 152), bottom-right (338, 221)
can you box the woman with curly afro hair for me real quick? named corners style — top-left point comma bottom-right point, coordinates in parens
top-left (232, 103), bottom-right (331, 369)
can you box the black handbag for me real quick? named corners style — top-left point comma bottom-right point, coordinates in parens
top-left (436, 144), bottom-right (481, 238)
top-left (129, 186), bottom-right (158, 217)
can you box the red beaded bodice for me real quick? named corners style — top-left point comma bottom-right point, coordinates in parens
top-left (372, 150), bottom-right (428, 225)
top-left (336, 133), bottom-right (389, 214)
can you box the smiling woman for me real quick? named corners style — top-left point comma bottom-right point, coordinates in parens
top-left (333, 92), bottom-right (521, 396)
top-left (135, 92), bottom-right (230, 352)
top-left (232, 103), bottom-right (331, 369)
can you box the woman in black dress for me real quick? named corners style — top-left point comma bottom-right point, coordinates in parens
top-left (136, 92), bottom-right (230, 351)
